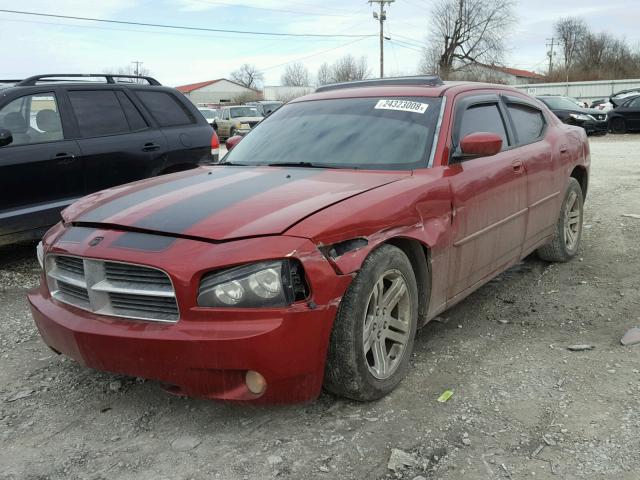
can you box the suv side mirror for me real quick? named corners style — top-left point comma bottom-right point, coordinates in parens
top-left (0, 128), bottom-right (13, 147)
top-left (458, 132), bottom-right (503, 159)
top-left (225, 135), bottom-right (243, 151)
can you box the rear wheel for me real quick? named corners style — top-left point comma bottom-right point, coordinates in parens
top-left (229, 127), bottom-right (236, 139)
top-left (537, 178), bottom-right (584, 262)
top-left (610, 117), bottom-right (626, 134)
top-left (324, 244), bottom-right (418, 401)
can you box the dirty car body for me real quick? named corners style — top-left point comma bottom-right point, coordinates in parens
top-left (29, 77), bottom-right (590, 403)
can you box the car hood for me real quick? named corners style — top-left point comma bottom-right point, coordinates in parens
top-left (62, 166), bottom-right (410, 242)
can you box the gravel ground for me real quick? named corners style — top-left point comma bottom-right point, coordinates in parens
top-left (1, 135), bottom-right (639, 480)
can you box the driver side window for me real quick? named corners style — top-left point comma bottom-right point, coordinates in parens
top-left (459, 103), bottom-right (508, 151)
top-left (0, 93), bottom-right (64, 146)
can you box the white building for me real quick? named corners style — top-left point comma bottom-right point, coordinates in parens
top-left (176, 78), bottom-right (260, 105)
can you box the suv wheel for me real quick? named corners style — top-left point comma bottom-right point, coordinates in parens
top-left (324, 244), bottom-right (418, 401)
top-left (537, 177), bottom-right (584, 262)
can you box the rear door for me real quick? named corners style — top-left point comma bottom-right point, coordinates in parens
top-left (65, 88), bottom-right (168, 193)
top-left (503, 96), bottom-right (560, 252)
top-left (446, 94), bottom-right (528, 298)
top-left (0, 90), bottom-right (83, 239)
top-left (134, 89), bottom-right (212, 168)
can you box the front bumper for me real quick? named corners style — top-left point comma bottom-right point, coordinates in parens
top-left (580, 120), bottom-right (608, 135)
top-left (28, 226), bottom-right (351, 403)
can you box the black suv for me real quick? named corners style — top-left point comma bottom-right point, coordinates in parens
top-left (0, 74), bottom-right (219, 246)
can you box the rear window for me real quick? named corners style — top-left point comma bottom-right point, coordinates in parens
top-left (224, 97), bottom-right (442, 170)
top-left (507, 103), bottom-right (545, 144)
top-left (135, 91), bottom-right (194, 127)
top-left (69, 90), bottom-right (131, 138)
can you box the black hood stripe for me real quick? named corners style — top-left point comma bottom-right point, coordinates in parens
top-left (133, 169), bottom-right (320, 234)
top-left (57, 226), bottom-right (96, 244)
top-left (111, 231), bottom-right (176, 251)
top-left (78, 169), bottom-right (241, 224)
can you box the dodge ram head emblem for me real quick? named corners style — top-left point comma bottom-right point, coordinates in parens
top-left (88, 236), bottom-right (104, 247)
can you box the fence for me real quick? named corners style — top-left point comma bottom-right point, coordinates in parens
top-left (514, 78), bottom-right (640, 102)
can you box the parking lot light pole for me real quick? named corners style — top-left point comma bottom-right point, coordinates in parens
top-left (369, 0), bottom-right (395, 78)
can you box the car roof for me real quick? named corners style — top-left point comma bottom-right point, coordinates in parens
top-left (292, 81), bottom-right (528, 103)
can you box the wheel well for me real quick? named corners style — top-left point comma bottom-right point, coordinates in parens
top-left (160, 164), bottom-right (197, 175)
top-left (570, 165), bottom-right (588, 200)
top-left (384, 238), bottom-right (431, 327)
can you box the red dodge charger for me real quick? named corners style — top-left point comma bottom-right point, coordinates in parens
top-left (28, 77), bottom-right (589, 403)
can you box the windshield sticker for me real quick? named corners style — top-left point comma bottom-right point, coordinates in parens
top-left (375, 99), bottom-right (429, 114)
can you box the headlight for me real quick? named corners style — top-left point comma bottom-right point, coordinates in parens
top-left (197, 260), bottom-right (309, 308)
top-left (36, 241), bottom-right (44, 269)
top-left (238, 123), bottom-right (251, 130)
top-left (569, 113), bottom-right (593, 122)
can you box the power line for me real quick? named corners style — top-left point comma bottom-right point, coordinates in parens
top-left (0, 9), bottom-right (375, 38)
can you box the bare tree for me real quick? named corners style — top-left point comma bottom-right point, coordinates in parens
top-left (554, 17), bottom-right (589, 79)
top-left (317, 62), bottom-right (332, 86)
top-left (230, 64), bottom-right (264, 90)
top-left (106, 65), bottom-right (152, 83)
top-left (232, 91), bottom-right (261, 104)
top-left (420, 0), bottom-right (516, 79)
top-left (281, 62), bottom-right (310, 87)
top-left (330, 55), bottom-right (370, 82)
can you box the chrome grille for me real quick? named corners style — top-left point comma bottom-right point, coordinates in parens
top-left (46, 255), bottom-right (179, 323)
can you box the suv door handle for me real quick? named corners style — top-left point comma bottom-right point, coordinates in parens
top-left (142, 142), bottom-right (161, 152)
top-left (559, 144), bottom-right (569, 153)
top-left (53, 152), bottom-right (76, 164)
top-left (511, 159), bottom-right (523, 173)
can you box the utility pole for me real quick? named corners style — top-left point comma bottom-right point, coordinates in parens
top-left (545, 38), bottom-right (555, 76)
top-left (131, 60), bottom-right (143, 77)
top-left (369, 0), bottom-right (395, 78)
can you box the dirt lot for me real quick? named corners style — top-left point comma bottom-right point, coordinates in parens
top-left (1, 135), bottom-right (639, 480)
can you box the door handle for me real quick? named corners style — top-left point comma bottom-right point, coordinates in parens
top-left (559, 144), bottom-right (568, 153)
top-left (511, 159), bottom-right (523, 173)
top-left (142, 142), bottom-right (161, 152)
top-left (53, 152), bottom-right (75, 164)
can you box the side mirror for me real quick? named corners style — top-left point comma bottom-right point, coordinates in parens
top-left (458, 132), bottom-right (502, 159)
top-left (0, 128), bottom-right (13, 147)
top-left (225, 135), bottom-right (243, 151)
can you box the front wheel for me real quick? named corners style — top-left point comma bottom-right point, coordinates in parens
top-left (537, 177), bottom-right (584, 262)
top-left (324, 244), bottom-right (418, 401)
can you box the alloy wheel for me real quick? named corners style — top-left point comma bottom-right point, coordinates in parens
top-left (362, 269), bottom-right (411, 380)
top-left (564, 190), bottom-right (581, 252)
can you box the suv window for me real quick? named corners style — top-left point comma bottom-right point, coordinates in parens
top-left (222, 109), bottom-right (230, 120)
top-left (69, 90), bottom-right (131, 137)
top-left (115, 91), bottom-right (148, 131)
top-left (136, 91), bottom-right (194, 127)
top-left (507, 103), bottom-right (545, 144)
top-left (627, 97), bottom-right (640, 108)
top-left (459, 103), bottom-right (508, 150)
top-left (0, 92), bottom-right (63, 146)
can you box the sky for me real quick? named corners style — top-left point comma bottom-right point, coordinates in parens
top-left (1, 0), bottom-right (639, 88)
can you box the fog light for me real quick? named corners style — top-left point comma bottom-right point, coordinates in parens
top-left (245, 370), bottom-right (266, 395)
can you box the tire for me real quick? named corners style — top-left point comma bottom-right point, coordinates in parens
top-left (610, 117), bottom-right (626, 134)
top-left (324, 244), bottom-right (419, 401)
top-left (229, 127), bottom-right (236, 139)
top-left (537, 177), bottom-right (584, 262)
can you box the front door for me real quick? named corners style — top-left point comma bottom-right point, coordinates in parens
top-left (446, 94), bottom-right (528, 299)
top-left (0, 91), bottom-right (83, 238)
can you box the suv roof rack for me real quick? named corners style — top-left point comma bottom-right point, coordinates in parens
top-left (15, 74), bottom-right (161, 87)
top-left (315, 75), bottom-right (443, 93)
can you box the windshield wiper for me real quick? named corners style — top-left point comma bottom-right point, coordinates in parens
top-left (266, 162), bottom-right (340, 169)
top-left (217, 161), bottom-right (250, 166)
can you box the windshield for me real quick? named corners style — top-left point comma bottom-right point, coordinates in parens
top-left (230, 107), bottom-right (260, 118)
top-left (540, 97), bottom-right (584, 110)
top-left (223, 97), bottom-right (442, 170)
top-left (198, 108), bottom-right (215, 116)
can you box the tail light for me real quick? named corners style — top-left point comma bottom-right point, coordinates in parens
top-left (211, 131), bottom-right (220, 162)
